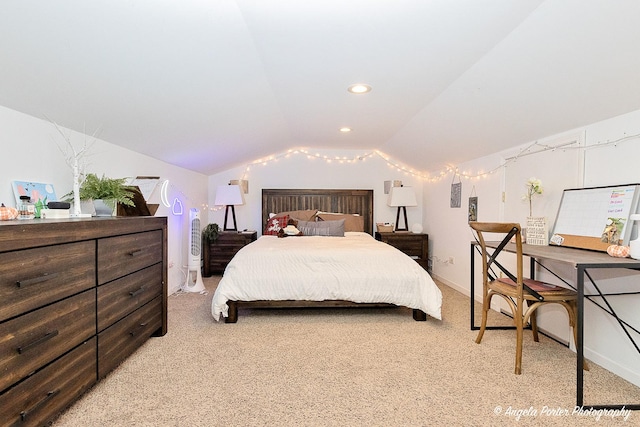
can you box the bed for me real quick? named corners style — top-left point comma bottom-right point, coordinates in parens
top-left (211, 189), bottom-right (442, 323)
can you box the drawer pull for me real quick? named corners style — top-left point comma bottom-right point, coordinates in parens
top-left (129, 322), bottom-right (149, 337)
top-left (129, 287), bottom-right (145, 297)
top-left (128, 249), bottom-right (144, 257)
top-left (21, 389), bottom-right (59, 421)
top-left (16, 272), bottom-right (59, 288)
top-left (17, 330), bottom-right (59, 354)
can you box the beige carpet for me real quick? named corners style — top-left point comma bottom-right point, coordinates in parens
top-left (52, 277), bottom-right (639, 426)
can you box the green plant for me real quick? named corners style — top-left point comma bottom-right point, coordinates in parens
top-left (202, 223), bottom-right (220, 242)
top-left (65, 173), bottom-right (136, 208)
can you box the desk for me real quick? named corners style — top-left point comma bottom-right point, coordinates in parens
top-left (470, 241), bottom-right (640, 410)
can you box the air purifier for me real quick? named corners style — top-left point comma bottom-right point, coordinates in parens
top-left (183, 208), bottom-right (206, 293)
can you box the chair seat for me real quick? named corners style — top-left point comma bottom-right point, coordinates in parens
top-left (493, 277), bottom-right (577, 300)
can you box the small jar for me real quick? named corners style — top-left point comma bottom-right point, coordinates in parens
top-left (18, 195), bottom-right (35, 220)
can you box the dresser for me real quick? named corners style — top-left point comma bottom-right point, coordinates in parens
top-left (202, 231), bottom-right (257, 276)
top-left (375, 232), bottom-right (429, 271)
top-left (0, 216), bottom-right (167, 426)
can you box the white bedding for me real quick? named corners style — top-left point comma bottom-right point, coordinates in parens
top-left (211, 232), bottom-right (442, 321)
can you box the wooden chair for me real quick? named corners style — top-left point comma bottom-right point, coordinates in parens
top-left (470, 222), bottom-right (588, 375)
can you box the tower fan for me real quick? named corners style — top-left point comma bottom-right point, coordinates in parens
top-left (183, 208), bottom-right (206, 293)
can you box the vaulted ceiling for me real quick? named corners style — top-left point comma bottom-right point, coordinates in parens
top-left (2, 1), bottom-right (640, 176)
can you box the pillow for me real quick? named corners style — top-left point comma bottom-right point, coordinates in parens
top-left (275, 209), bottom-right (318, 222)
top-left (264, 214), bottom-right (289, 235)
top-left (297, 219), bottom-right (345, 237)
top-left (316, 212), bottom-right (365, 232)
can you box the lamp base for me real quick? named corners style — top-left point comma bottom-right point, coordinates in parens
top-left (394, 206), bottom-right (409, 232)
top-left (223, 205), bottom-right (238, 231)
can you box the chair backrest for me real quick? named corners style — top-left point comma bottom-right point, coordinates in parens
top-left (470, 221), bottom-right (524, 290)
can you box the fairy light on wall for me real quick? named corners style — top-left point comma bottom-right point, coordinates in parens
top-left (173, 133), bottom-right (639, 213)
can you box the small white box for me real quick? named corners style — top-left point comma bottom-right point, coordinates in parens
top-left (41, 209), bottom-right (70, 219)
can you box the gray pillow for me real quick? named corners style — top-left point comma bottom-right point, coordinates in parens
top-left (297, 219), bottom-right (345, 237)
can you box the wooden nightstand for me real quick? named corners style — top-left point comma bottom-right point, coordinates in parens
top-left (375, 232), bottom-right (429, 271)
top-left (203, 231), bottom-right (257, 276)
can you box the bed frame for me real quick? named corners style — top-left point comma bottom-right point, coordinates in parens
top-left (225, 188), bottom-right (427, 323)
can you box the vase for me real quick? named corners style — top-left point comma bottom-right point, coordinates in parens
top-left (93, 199), bottom-right (116, 217)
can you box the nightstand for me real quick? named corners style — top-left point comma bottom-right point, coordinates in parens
top-left (375, 232), bottom-right (429, 271)
top-left (203, 231), bottom-right (257, 276)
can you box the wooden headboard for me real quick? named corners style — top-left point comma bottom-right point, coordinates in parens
top-left (262, 189), bottom-right (374, 235)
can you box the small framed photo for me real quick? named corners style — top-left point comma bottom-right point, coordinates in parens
top-left (468, 196), bottom-right (478, 222)
top-left (450, 182), bottom-right (461, 208)
top-left (12, 181), bottom-right (57, 206)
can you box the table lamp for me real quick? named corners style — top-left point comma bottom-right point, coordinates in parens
top-left (387, 186), bottom-right (417, 231)
top-left (215, 184), bottom-right (244, 231)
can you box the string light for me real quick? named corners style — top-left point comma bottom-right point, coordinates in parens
top-left (173, 132), bottom-right (640, 213)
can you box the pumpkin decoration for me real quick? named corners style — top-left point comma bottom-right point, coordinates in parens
top-left (607, 244), bottom-right (630, 258)
top-left (0, 203), bottom-right (19, 220)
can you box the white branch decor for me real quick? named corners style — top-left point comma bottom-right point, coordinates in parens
top-left (50, 120), bottom-right (99, 217)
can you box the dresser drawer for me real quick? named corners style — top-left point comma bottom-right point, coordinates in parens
top-left (97, 263), bottom-right (163, 332)
top-left (0, 241), bottom-right (95, 322)
top-left (0, 290), bottom-right (96, 392)
top-left (98, 296), bottom-right (162, 378)
top-left (0, 338), bottom-right (96, 427)
top-left (98, 230), bottom-right (163, 285)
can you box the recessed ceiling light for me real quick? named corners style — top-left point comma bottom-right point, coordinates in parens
top-left (347, 84), bottom-right (372, 94)
top-left (339, 127), bottom-right (352, 133)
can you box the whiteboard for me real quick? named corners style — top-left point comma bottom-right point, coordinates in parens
top-left (550, 184), bottom-right (640, 250)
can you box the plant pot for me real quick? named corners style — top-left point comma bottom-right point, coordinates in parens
top-left (93, 199), bottom-right (116, 217)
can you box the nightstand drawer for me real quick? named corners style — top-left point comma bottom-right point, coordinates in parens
top-left (375, 232), bottom-right (429, 271)
top-left (386, 239), bottom-right (423, 257)
top-left (203, 231), bottom-right (257, 276)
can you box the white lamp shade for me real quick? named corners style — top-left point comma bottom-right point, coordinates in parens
top-left (387, 186), bottom-right (417, 207)
top-left (214, 185), bottom-right (244, 206)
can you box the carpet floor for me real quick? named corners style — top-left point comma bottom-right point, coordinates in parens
top-left (52, 277), bottom-right (639, 426)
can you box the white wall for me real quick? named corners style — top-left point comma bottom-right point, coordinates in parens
top-left (0, 106), bottom-right (209, 294)
top-left (4, 101), bottom-right (638, 387)
top-left (426, 108), bottom-right (640, 387)
top-left (207, 149), bottom-right (424, 233)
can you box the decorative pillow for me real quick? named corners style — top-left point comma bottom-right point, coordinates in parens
top-left (297, 219), bottom-right (345, 237)
top-left (275, 209), bottom-right (318, 222)
top-left (316, 212), bottom-right (365, 232)
top-left (264, 214), bottom-right (289, 235)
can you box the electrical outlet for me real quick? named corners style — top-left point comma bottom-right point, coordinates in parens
top-left (448, 256), bottom-right (455, 265)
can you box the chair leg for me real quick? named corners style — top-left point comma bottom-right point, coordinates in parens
top-left (515, 302), bottom-right (524, 375)
top-left (475, 292), bottom-right (491, 344)
top-left (527, 301), bottom-right (540, 342)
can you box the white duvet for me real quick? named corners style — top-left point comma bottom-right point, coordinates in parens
top-left (211, 232), bottom-right (442, 321)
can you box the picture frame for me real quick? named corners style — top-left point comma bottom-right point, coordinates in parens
top-left (12, 181), bottom-right (57, 206)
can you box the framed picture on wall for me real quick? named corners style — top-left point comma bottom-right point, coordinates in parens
top-left (468, 196), bottom-right (478, 222)
top-left (450, 182), bottom-right (461, 208)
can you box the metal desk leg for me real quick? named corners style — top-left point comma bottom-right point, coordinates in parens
top-left (577, 266), bottom-right (585, 407)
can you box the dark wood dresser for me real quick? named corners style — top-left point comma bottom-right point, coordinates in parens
top-left (203, 231), bottom-right (258, 276)
top-left (375, 231), bottom-right (429, 271)
top-left (0, 216), bottom-right (167, 426)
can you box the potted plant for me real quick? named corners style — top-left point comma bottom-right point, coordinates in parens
top-left (65, 173), bottom-right (136, 216)
top-left (202, 223), bottom-right (220, 243)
